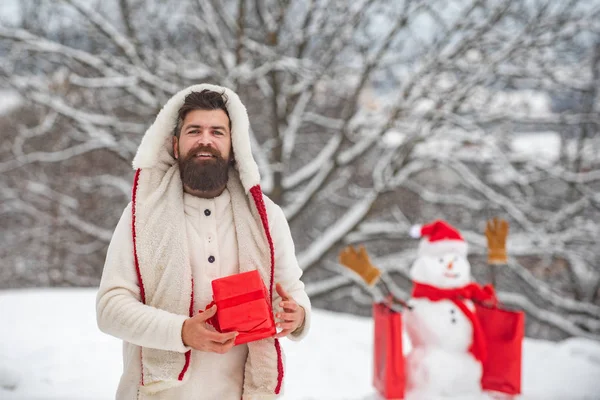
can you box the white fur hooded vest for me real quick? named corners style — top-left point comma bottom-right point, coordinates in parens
top-left (130, 84), bottom-right (284, 397)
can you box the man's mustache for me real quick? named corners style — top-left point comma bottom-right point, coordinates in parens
top-left (185, 145), bottom-right (222, 159)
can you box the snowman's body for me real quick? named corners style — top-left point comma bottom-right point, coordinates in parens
top-left (406, 346), bottom-right (483, 399)
top-left (406, 297), bottom-right (474, 352)
top-left (404, 249), bottom-right (485, 398)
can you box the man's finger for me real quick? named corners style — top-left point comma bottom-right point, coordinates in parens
top-left (205, 329), bottom-right (237, 344)
top-left (212, 335), bottom-right (236, 347)
top-left (276, 311), bottom-right (297, 322)
top-left (208, 339), bottom-right (235, 354)
top-left (276, 321), bottom-right (296, 330)
top-left (197, 305), bottom-right (217, 321)
top-left (275, 328), bottom-right (293, 338)
top-left (278, 301), bottom-right (298, 311)
top-left (275, 283), bottom-right (290, 300)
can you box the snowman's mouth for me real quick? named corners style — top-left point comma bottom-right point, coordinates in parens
top-left (444, 272), bottom-right (460, 278)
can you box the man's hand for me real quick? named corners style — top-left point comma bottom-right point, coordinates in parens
top-left (274, 283), bottom-right (305, 338)
top-left (181, 305), bottom-right (238, 353)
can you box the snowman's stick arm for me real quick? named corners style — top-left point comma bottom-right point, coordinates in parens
top-left (378, 278), bottom-right (413, 310)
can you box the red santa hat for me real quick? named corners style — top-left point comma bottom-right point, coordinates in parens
top-left (410, 220), bottom-right (468, 257)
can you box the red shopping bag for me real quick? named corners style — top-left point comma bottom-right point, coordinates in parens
top-left (476, 304), bottom-right (525, 395)
top-left (373, 303), bottom-right (405, 399)
top-left (204, 270), bottom-right (276, 345)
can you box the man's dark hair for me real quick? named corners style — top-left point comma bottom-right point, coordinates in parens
top-left (173, 90), bottom-right (231, 138)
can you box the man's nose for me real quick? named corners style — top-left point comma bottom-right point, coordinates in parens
top-left (196, 130), bottom-right (214, 145)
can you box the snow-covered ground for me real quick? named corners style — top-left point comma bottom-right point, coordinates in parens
top-left (1, 288), bottom-right (599, 400)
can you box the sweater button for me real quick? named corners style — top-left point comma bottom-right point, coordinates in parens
top-left (208, 255), bottom-right (215, 263)
top-left (204, 209), bottom-right (211, 216)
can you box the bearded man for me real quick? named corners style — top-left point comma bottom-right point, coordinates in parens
top-left (96, 85), bottom-right (311, 400)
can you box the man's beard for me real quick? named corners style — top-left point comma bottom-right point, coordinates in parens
top-left (178, 145), bottom-right (230, 193)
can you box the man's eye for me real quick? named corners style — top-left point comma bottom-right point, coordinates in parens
top-left (214, 131), bottom-right (224, 135)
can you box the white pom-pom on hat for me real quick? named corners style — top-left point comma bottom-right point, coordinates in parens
top-left (410, 224), bottom-right (422, 238)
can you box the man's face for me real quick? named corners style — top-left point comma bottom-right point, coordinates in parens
top-left (173, 109), bottom-right (232, 194)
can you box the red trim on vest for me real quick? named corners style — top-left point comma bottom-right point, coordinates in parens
top-left (131, 169), bottom-right (194, 385)
top-left (189, 277), bottom-right (195, 317)
top-left (274, 338), bottom-right (284, 394)
top-left (178, 277), bottom-right (194, 381)
top-left (131, 169), bottom-right (145, 304)
top-left (411, 282), bottom-right (497, 362)
top-left (249, 185), bottom-right (284, 394)
top-left (131, 169), bottom-right (145, 386)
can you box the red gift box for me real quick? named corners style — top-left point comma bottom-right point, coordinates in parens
top-left (373, 303), bottom-right (405, 399)
top-left (206, 270), bottom-right (276, 345)
top-left (476, 304), bottom-right (525, 395)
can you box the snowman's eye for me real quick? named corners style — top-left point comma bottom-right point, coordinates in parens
top-left (439, 258), bottom-right (444, 263)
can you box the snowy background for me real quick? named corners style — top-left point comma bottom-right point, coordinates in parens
top-left (1, 0), bottom-right (600, 398)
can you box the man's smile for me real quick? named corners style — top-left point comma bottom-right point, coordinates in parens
top-left (194, 152), bottom-right (216, 158)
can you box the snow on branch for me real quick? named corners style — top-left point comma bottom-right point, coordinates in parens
top-left (12, 112), bottom-right (59, 157)
top-left (0, 27), bottom-right (160, 107)
top-left (248, 126), bottom-right (274, 194)
top-left (78, 175), bottom-right (132, 198)
top-left (302, 112), bottom-right (344, 130)
top-left (287, 0), bottom-right (377, 96)
top-left (298, 190), bottom-right (379, 271)
top-left (476, 112), bottom-right (600, 127)
top-left (26, 181), bottom-right (78, 210)
top-left (282, 134), bottom-right (343, 191)
top-left (0, 27), bottom-right (105, 69)
top-left (305, 275), bottom-right (353, 298)
top-left (189, 4), bottom-right (235, 72)
top-left (17, 88), bottom-right (145, 133)
top-left (64, 0), bottom-right (143, 67)
top-left (283, 159), bottom-right (334, 221)
top-left (344, 221), bottom-right (409, 244)
top-left (505, 259), bottom-right (600, 319)
top-left (401, 180), bottom-right (486, 210)
top-left (281, 90), bottom-right (311, 164)
top-left (499, 292), bottom-right (600, 341)
top-left (0, 142), bottom-right (112, 174)
top-left (445, 160), bottom-right (537, 230)
top-left (63, 212), bottom-right (113, 242)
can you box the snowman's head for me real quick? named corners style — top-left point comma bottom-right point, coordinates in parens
top-left (409, 252), bottom-right (471, 288)
top-left (409, 220), bottom-right (471, 288)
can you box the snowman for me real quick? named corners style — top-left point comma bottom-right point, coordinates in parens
top-left (404, 220), bottom-right (495, 400)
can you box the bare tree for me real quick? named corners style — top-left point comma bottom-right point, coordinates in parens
top-left (1, 0), bottom-right (599, 339)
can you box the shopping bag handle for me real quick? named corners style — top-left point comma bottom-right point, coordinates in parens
top-left (380, 279), bottom-right (413, 311)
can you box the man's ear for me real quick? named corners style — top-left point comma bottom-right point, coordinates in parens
top-left (172, 136), bottom-right (179, 159)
